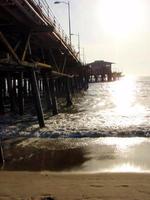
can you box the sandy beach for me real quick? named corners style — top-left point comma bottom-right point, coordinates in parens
top-left (0, 137), bottom-right (150, 199)
top-left (0, 171), bottom-right (150, 200)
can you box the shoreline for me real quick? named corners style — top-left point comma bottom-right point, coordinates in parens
top-left (1, 137), bottom-right (150, 173)
top-left (0, 171), bottom-right (150, 200)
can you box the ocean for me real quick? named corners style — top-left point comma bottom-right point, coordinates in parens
top-left (1, 76), bottom-right (150, 172)
top-left (41, 76), bottom-right (150, 138)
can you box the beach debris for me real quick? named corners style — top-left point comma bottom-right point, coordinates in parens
top-left (41, 195), bottom-right (55, 200)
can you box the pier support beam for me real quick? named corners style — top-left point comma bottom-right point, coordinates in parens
top-left (30, 69), bottom-right (45, 128)
top-left (0, 130), bottom-right (5, 167)
top-left (49, 78), bottom-right (58, 115)
top-left (84, 73), bottom-right (89, 90)
top-left (18, 72), bottom-right (24, 115)
top-left (65, 77), bottom-right (72, 107)
top-left (0, 142), bottom-right (5, 166)
top-left (22, 33), bottom-right (31, 61)
top-left (43, 73), bottom-right (52, 111)
top-left (24, 78), bottom-right (27, 97)
top-left (0, 32), bottom-right (20, 63)
top-left (108, 73), bottom-right (112, 82)
top-left (3, 78), bottom-right (6, 102)
top-left (0, 77), bottom-right (4, 114)
top-left (7, 74), bottom-right (16, 112)
top-left (13, 76), bottom-right (17, 98)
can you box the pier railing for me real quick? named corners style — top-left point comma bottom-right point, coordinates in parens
top-left (30, 0), bottom-right (79, 60)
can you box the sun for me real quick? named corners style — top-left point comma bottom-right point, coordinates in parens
top-left (96, 0), bottom-right (147, 38)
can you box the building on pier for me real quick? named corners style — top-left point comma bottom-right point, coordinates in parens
top-left (88, 60), bottom-right (113, 82)
top-left (88, 60), bottom-right (122, 82)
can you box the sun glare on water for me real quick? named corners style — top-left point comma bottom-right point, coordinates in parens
top-left (112, 76), bottom-right (136, 114)
top-left (111, 76), bottom-right (145, 117)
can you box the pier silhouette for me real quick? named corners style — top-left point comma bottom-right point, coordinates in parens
top-left (0, 0), bottom-right (88, 127)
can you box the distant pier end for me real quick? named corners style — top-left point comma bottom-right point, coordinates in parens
top-left (87, 60), bottom-right (122, 82)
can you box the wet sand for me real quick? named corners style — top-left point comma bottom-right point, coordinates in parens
top-left (0, 171), bottom-right (150, 200)
top-left (1, 137), bottom-right (150, 173)
top-left (1, 137), bottom-right (150, 199)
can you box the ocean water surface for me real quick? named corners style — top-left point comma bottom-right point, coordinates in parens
top-left (1, 76), bottom-right (150, 172)
top-left (42, 75), bottom-right (150, 137)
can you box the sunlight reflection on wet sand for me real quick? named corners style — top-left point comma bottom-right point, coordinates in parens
top-left (77, 137), bottom-right (150, 173)
top-left (3, 137), bottom-right (150, 173)
top-left (109, 163), bottom-right (142, 173)
top-left (96, 137), bottom-right (149, 173)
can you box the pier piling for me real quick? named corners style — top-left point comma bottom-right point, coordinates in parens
top-left (0, 76), bottom-right (4, 114)
top-left (18, 72), bottom-right (24, 115)
top-left (30, 69), bottom-right (45, 128)
top-left (43, 72), bottom-right (52, 111)
top-left (7, 74), bottom-right (16, 113)
top-left (49, 78), bottom-right (58, 115)
top-left (65, 77), bottom-right (72, 107)
top-left (0, 137), bottom-right (5, 166)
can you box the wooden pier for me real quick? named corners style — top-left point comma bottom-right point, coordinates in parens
top-left (0, 0), bottom-right (88, 127)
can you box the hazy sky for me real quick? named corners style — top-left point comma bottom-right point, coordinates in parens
top-left (48, 0), bottom-right (150, 75)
